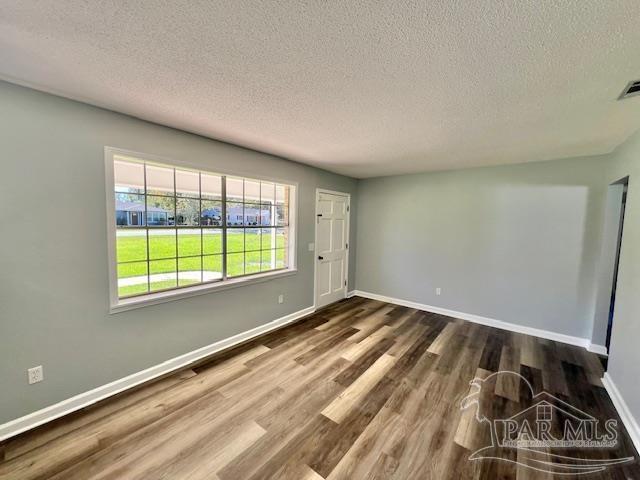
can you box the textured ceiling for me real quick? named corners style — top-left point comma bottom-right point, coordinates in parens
top-left (1, 1), bottom-right (640, 178)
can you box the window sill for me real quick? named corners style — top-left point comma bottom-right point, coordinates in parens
top-left (110, 269), bottom-right (297, 314)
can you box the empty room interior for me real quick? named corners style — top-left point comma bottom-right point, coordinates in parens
top-left (2, 2), bottom-right (640, 479)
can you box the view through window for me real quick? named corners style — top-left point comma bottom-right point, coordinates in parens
top-left (112, 154), bottom-right (292, 299)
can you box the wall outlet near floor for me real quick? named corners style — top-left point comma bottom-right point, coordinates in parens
top-left (278, 294), bottom-right (284, 304)
top-left (436, 288), bottom-right (441, 296)
top-left (28, 365), bottom-right (43, 384)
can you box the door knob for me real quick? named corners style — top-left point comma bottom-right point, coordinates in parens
top-left (318, 256), bottom-right (324, 260)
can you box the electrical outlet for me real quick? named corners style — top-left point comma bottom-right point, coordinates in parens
top-left (308, 243), bottom-right (315, 252)
top-left (436, 288), bottom-right (441, 296)
top-left (278, 294), bottom-right (284, 304)
top-left (28, 365), bottom-right (43, 385)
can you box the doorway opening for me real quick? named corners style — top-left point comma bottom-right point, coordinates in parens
top-left (605, 178), bottom-right (629, 354)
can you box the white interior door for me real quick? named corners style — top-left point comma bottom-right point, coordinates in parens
top-left (315, 191), bottom-right (349, 308)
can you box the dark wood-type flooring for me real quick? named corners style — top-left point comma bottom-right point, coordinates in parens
top-left (0, 297), bottom-right (637, 479)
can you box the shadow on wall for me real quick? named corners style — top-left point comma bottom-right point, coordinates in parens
top-left (355, 155), bottom-right (608, 338)
top-left (486, 185), bottom-right (591, 336)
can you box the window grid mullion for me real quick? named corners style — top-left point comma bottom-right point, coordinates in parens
top-left (270, 190), bottom-right (276, 270)
top-left (259, 184), bottom-right (263, 271)
top-left (173, 168), bottom-right (178, 287)
top-left (199, 172), bottom-right (203, 284)
top-left (221, 176), bottom-right (228, 281)
top-left (144, 164), bottom-right (150, 294)
top-left (242, 196), bottom-right (246, 276)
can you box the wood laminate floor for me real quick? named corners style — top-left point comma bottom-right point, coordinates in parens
top-left (0, 297), bottom-right (638, 479)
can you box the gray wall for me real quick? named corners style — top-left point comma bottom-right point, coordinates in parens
top-left (604, 130), bottom-right (640, 428)
top-left (355, 156), bottom-right (609, 338)
top-left (0, 81), bottom-right (357, 424)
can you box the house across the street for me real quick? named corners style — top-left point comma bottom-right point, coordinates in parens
top-left (202, 205), bottom-right (271, 226)
top-left (116, 200), bottom-right (169, 226)
top-left (117, 200), bottom-right (271, 227)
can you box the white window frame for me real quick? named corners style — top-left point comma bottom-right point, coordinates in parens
top-left (105, 147), bottom-right (298, 313)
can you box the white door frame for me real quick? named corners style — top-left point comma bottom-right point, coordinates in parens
top-left (314, 188), bottom-right (351, 309)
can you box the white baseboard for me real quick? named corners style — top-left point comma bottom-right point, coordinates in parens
top-left (354, 291), bottom-right (639, 454)
top-left (0, 305), bottom-right (315, 442)
top-left (587, 342), bottom-right (609, 356)
top-left (0, 291), bottom-right (614, 444)
top-left (602, 373), bottom-right (640, 455)
top-left (351, 290), bottom-right (590, 349)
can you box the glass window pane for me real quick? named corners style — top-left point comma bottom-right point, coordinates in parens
top-left (203, 229), bottom-right (222, 255)
top-left (203, 255), bottom-right (223, 282)
top-left (177, 229), bottom-right (201, 256)
top-left (276, 184), bottom-right (288, 204)
top-left (114, 159), bottom-right (144, 194)
top-left (245, 251), bottom-right (261, 274)
top-left (178, 257), bottom-right (202, 287)
top-left (118, 261), bottom-right (148, 297)
top-left (244, 228), bottom-right (261, 251)
top-left (146, 164), bottom-right (174, 196)
top-left (116, 229), bottom-right (147, 263)
top-left (148, 228), bottom-right (176, 260)
top-left (276, 204), bottom-right (288, 226)
top-left (227, 252), bottom-right (244, 277)
top-left (201, 200), bottom-right (222, 226)
top-left (146, 195), bottom-right (174, 226)
top-left (260, 182), bottom-right (275, 204)
top-left (202, 174), bottom-right (222, 200)
top-left (226, 177), bottom-right (243, 202)
top-left (176, 170), bottom-right (199, 198)
top-left (244, 203), bottom-right (260, 226)
top-left (149, 259), bottom-right (177, 291)
top-left (115, 193), bottom-right (145, 226)
top-left (260, 204), bottom-right (273, 226)
top-left (226, 202), bottom-right (244, 226)
top-left (114, 156), bottom-right (294, 299)
top-left (276, 227), bottom-right (288, 249)
top-left (244, 179), bottom-right (260, 203)
top-left (119, 283), bottom-right (149, 298)
top-left (176, 198), bottom-right (200, 226)
top-left (276, 248), bottom-right (287, 269)
top-left (117, 260), bottom-right (148, 279)
top-left (226, 229), bottom-right (244, 253)
top-left (260, 228), bottom-right (275, 250)
top-left (261, 249), bottom-right (275, 272)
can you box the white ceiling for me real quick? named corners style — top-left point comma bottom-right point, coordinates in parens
top-left (1, 1), bottom-right (640, 178)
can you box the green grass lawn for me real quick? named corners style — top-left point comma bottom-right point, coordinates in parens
top-left (116, 229), bottom-right (287, 297)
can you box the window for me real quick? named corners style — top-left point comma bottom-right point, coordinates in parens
top-left (108, 150), bottom-right (295, 307)
top-left (537, 404), bottom-right (552, 422)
